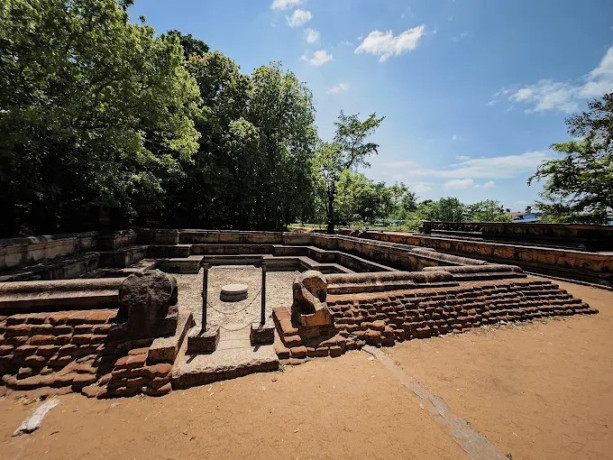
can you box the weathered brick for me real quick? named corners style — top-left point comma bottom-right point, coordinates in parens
top-left (24, 354), bottom-right (46, 366)
top-left (82, 384), bottom-right (102, 398)
top-left (87, 310), bottom-right (116, 323)
top-left (128, 347), bottom-right (149, 356)
top-left (72, 373), bottom-right (97, 386)
top-left (52, 325), bottom-right (73, 335)
top-left (290, 346), bottom-right (307, 359)
top-left (0, 344), bottom-right (14, 356)
top-left (29, 324), bottom-right (53, 334)
top-left (273, 341), bottom-right (290, 359)
top-left (48, 355), bottom-right (72, 367)
top-left (72, 334), bottom-right (94, 345)
top-left (5, 324), bottom-right (31, 336)
top-left (73, 324), bottom-right (95, 334)
top-left (148, 375), bottom-right (171, 389)
top-left (37, 345), bottom-right (60, 357)
top-left (30, 335), bottom-right (55, 345)
top-left (143, 382), bottom-right (171, 397)
top-left (148, 363), bottom-right (172, 377)
top-left (48, 312), bottom-right (72, 326)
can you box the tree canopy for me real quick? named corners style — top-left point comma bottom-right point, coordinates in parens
top-left (529, 93), bottom-right (613, 224)
top-left (0, 0), bottom-right (201, 234)
top-left (316, 112), bottom-right (385, 233)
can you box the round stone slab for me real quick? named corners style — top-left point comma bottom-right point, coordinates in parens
top-left (220, 283), bottom-right (248, 302)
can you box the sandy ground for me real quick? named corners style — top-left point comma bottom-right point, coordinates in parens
top-left (0, 352), bottom-right (463, 460)
top-left (387, 276), bottom-right (613, 460)
top-left (0, 276), bottom-right (612, 459)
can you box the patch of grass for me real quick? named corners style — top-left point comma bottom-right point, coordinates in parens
top-left (278, 364), bottom-right (286, 373)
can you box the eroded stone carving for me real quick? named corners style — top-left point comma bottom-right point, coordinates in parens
top-left (110, 270), bottom-right (178, 341)
top-left (291, 270), bottom-right (332, 328)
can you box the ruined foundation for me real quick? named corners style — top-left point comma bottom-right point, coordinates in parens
top-left (0, 228), bottom-right (600, 397)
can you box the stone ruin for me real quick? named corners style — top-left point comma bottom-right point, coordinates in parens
top-left (0, 226), bottom-right (604, 398)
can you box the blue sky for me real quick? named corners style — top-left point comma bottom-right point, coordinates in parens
top-left (129, 0), bottom-right (613, 211)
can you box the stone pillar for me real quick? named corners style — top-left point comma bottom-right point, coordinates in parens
top-left (201, 263), bottom-right (210, 333)
top-left (260, 261), bottom-right (267, 326)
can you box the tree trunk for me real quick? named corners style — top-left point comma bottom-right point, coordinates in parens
top-left (326, 183), bottom-right (335, 234)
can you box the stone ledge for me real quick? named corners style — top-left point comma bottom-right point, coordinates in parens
top-left (148, 310), bottom-right (194, 364)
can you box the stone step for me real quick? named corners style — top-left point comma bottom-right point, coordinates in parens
top-left (172, 344), bottom-right (279, 389)
top-left (0, 253), bottom-right (100, 282)
top-left (0, 278), bottom-right (122, 311)
top-left (156, 255), bottom-right (204, 274)
top-left (98, 246), bottom-right (147, 268)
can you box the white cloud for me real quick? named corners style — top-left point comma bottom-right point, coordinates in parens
top-left (271, 0), bottom-right (300, 11)
top-left (481, 180), bottom-right (495, 189)
top-left (306, 28), bottom-right (319, 44)
top-left (354, 25), bottom-right (426, 62)
top-left (327, 83), bottom-right (349, 94)
top-left (413, 182), bottom-right (434, 194)
top-left (380, 150), bottom-right (550, 180)
top-left (501, 46), bottom-right (613, 113)
top-left (287, 9), bottom-right (311, 27)
top-left (301, 49), bottom-right (333, 66)
top-left (445, 178), bottom-right (474, 189)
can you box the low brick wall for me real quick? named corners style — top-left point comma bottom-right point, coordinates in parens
top-left (0, 309), bottom-right (174, 398)
top-left (273, 279), bottom-right (597, 362)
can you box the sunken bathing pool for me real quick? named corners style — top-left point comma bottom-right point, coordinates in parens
top-left (0, 229), bottom-right (596, 397)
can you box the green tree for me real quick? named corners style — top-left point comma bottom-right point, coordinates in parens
top-left (529, 93), bottom-right (613, 224)
top-left (466, 200), bottom-right (510, 222)
top-left (429, 197), bottom-right (466, 221)
top-left (164, 30), bottom-right (209, 59)
top-left (334, 171), bottom-right (392, 225)
top-left (0, 0), bottom-right (201, 235)
top-left (387, 182), bottom-right (417, 220)
top-left (316, 112), bottom-right (385, 233)
top-left (167, 58), bottom-right (317, 230)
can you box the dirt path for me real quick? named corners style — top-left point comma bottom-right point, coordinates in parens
top-left (387, 277), bottom-right (613, 460)
top-left (0, 352), bottom-right (463, 460)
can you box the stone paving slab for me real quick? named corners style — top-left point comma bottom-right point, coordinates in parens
top-left (172, 344), bottom-right (279, 389)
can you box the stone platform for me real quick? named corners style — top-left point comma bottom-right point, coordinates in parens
top-left (172, 342), bottom-right (278, 389)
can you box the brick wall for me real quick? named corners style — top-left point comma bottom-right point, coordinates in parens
top-left (273, 279), bottom-right (597, 362)
top-left (0, 309), bottom-right (174, 398)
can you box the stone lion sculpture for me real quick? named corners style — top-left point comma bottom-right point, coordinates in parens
top-left (110, 270), bottom-right (178, 341)
top-left (291, 270), bottom-right (332, 328)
